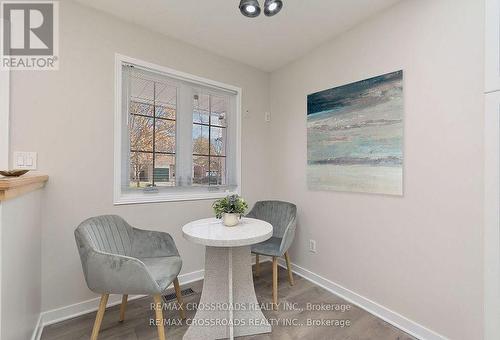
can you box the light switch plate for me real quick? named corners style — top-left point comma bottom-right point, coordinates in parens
top-left (13, 151), bottom-right (37, 170)
top-left (264, 112), bottom-right (271, 122)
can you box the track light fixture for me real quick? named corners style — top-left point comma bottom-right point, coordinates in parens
top-left (264, 0), bottom-right (283, 16)
top-left (239, 0), bottom-right (283, 18)
top-left (239, 0), bottom-right (261, 18)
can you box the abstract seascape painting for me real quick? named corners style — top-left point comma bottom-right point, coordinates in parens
top-left (307, 71), bottom-right (403, 195)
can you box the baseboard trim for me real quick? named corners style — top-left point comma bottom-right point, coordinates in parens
top-left (277, 259), bottom-right (447, 340)
top-left (36, 268), bottom-right (204, 336)
top-left (31, 314), bottom-right (44, 340)
top-left (34, 259), bottom-right (447, 340)
top-left (42, 292), bottom-right (147, 327)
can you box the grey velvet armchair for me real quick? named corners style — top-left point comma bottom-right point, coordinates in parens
top-left (247, 200), bottom-right (297, 309)
top-left (74, 215), bottom-right (185, 340)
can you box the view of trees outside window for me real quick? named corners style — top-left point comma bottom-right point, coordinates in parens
top-left (129, 74), bottom-right (176, 188)
top-left (192, 93), bottom-right (227, 185)
top-left (127, 70), bottom-right (229, 189)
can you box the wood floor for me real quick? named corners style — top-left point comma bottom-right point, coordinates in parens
top-left (41, 262), bottom-right (416, 340)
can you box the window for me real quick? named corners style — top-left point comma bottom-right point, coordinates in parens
top-left (114, 55), bottom-right (241, 204)
top-left (192, 94), bottom-right (227, 186)
top-left (128, 73), bottom-right (177, 188)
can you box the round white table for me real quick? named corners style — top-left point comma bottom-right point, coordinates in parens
top-left (182, 217), bottom-right (273, 340)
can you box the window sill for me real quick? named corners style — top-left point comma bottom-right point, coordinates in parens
top-left (114, 188), bottom-right (239, 205)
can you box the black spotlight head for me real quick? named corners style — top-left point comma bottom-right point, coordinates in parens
top-left (239, 0), bottom-right (261, 18)
top-left (264, 0), bottom-right (283, 16)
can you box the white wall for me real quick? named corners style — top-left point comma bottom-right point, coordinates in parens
top-left (1, 190), bottom-right (43, 340)
top-left (0, 69), bottom-right (8, 169)
top-left (9, 1), bottom-right (272, 313)
top-left (269, 0), bottom-right (484, 339)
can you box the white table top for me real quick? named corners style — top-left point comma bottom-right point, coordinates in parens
top-left (182, 217), bottom-right (272, 247)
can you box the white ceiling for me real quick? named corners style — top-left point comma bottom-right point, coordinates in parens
top-left (73, 0), bottom-right (401, 72)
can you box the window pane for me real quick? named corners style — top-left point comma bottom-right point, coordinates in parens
top-left (130, 76), bottom-right (154, 105)
top-left (154, 155), bottom-right (175, 187)
top-left (155, 83), bottom-right (176, 119)
top-left (155, 105), bottom-right (176, 120)
top-left (193, 156), bottom-right (210, 185)
top-left (210, 157), bottom-right (226, 185)
top-left (129, 115), bottom-right (153, 152)
top-left (129, 152), bottom-right (152, 188)
top-left (193, 124), bottom-right (209, 155)
top-left (193, 93), bottom-right (210, 124)
top-left (210, 126), bottom-right (226, 156)
top-left (211, 95), bottom-right (227, 127)
top-left (130, 101), bottom-right (153, 116)
top-left (155, 120), bottom-right (176, 153)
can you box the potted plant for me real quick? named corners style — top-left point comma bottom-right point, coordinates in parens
top-left (213, 194), bottom-right (248, 227)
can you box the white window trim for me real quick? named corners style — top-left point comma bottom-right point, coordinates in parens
top-left (114, 54), bottom-right (242, 205)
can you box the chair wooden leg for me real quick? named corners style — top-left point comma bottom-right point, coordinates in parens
top-left (284, 251), bottom-right (294, 286)
top-left (173, 278), bottom-right (186, 320)
top-left (119, 295), bottom-right (128, 322)
top-left (153, 295), bottom-right (166, 340)
top-left (91, 293), bottom-right (109, 340)
top-left (272, 256), bottom-right (278, 310)
top-left (255, 254), bottom-right (260, 278)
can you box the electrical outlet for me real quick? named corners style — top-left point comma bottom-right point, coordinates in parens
top-left (309, 239), bottom-right (317, 254)
top-left (13, 151), bottom-right (37, 170)
top-left (264, 112), bottom-right (271, 122)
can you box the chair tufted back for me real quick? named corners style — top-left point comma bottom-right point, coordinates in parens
top-left (75, 215), bottom-right (133, 256)
top-left (247, 201), bottom-right (297, 238)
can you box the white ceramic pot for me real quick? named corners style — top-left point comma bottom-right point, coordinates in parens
top-left (222, 213), bottom-right (240, 227)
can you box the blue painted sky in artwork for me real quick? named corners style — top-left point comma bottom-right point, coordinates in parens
top-left (307, 70), bottom-right (403, 116)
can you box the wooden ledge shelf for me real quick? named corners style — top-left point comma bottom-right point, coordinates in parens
top-left (0, 174), bottom-right (48, 201)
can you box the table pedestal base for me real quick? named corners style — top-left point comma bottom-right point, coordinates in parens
top-left (183, 246), bottom-right (271, 339)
